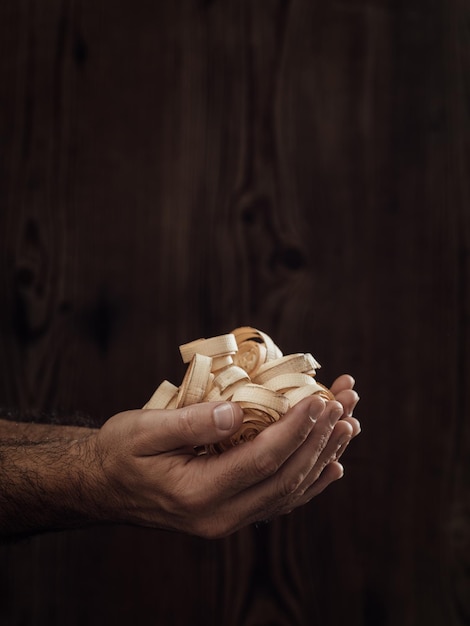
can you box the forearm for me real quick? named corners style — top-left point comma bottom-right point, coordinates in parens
top-left (0, 418), bottom-right (96, 442)
top-left (0, 404), bottom-right (98, 443)
top-left (0, 430), bottom-right (106, 540)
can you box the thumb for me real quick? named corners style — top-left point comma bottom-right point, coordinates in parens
top-left (137, 402), bottom-right (244, 453)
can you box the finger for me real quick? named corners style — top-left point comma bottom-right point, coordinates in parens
top-left (341, 415), bottom-right (361, 438)
top-left (330, 374), bottom-right (355, 396)
top-left (335, 415), bottom-right (361, 458)
top-left (202, 395), bottom-right (327, 497)
top-left (209, 400), bottom-right (344, 526)
top-left (282, 462), bottom-right (345, 516)
top-left (334, 389), bottom-right (360, 418)
top-left (231, 454), bottom-right (346, 530)
top-left (200, 403), bottom-right (353, 535)
top-left (271, 400), bottom-right (346, 492)
top-left (335, 437), bottom-right (351, 461)
top-left (135, 402), bottom-right (245, 454)
top-left (299, 462), bottom-right (345, 503)
top-left (168, 396), bottom-right (327, 537)
top-left (297, 414), bottom-right (352, 489)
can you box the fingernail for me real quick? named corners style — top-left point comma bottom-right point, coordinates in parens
top-left (309, 397), bottom-right (325, 423)
top-left (348, 393), bottom-right (360, 417)
top-left (329, 406), bottom-right (342, 427)
top-left (213, 403), bottom-right (235, 430)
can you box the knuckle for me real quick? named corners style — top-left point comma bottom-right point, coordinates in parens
top-left (316, 431), bottom-right (331, 453)
top-left (279, 473), bottom-right (304, 498)
top-left (178, 406), bottom-right (199, 439)
top-left (294, 420), bottom-right (314, 446)
top-left (254, 449), bottom-right (281, 478)
top-left (127, 411), bottom-right (150, 449)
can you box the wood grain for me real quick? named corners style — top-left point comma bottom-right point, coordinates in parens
top-left (0, 0), bottom-right (469, 624)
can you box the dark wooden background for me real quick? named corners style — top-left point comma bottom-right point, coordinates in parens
top-left (0, 1), bottom-right (469, 624)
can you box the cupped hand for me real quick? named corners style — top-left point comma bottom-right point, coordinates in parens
top-left (320, 373), bottom-right (361, 480)
top-left (330, 373), bottom-right (360, 434)
top-left (86, 391), bottom-right (358, 538)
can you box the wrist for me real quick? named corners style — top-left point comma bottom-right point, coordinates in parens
top-left (72, 432), bottom-right (123, 527)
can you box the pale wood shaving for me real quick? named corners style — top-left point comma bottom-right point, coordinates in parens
top-left (143, 327), bottom-right (334, 453)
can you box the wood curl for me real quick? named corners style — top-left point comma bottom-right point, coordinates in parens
top-left (143, 327), bottom-right (334, 454)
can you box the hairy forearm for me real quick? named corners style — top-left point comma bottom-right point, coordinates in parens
top-left (0, 418), bottom-right (97, 442)
top-left (0, 405), bottom-right (98, 442)
top-left (0, 424), bottom-right (105, 540)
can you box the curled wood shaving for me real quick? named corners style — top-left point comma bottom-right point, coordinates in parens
top-left (144, 327), bottom-right (334, 454)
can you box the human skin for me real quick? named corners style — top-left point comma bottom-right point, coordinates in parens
top-left (0, 375), bottom-right (359, 540)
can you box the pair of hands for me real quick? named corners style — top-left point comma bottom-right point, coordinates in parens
top-left (87, 375), bottom-right (360, 538)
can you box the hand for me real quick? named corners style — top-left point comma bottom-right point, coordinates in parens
top-left (317, 373), bottom-right (360, 484)
top-left (86, 392), bottom-right (359, 538)
top-left (330, 373), bottom-right (361, 439)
